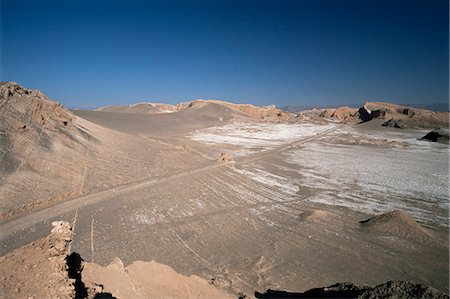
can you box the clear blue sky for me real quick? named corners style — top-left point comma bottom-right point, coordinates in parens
top-left (1, 0), bottom-right (448, 108)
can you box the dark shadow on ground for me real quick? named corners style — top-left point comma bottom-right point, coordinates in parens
top-left (255, 283), bottom-right (369, 299)
top-left (94, 293), bottom-right (116, 299)
top-left (66, 252), bottom-right (88, 299)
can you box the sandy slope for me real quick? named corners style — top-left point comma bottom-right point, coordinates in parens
top-left (96, 98), bottom-right (292, 121)
top-left (82, 258), bottom-right (235, 299)
top-left (0, 83), bottom-right (210, 218)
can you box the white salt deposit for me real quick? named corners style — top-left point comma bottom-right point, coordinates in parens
top-left (190, 123), bottom-right (336, 153)
top-left (285, 141), bottom-right (449, 226)
top-left (233, 167), bottom-right (299, 195)
top-left (191, 122), bottom-right (448, 226)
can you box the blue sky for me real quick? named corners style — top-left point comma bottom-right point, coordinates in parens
top-left (1, 0), bottom-right (448, 108)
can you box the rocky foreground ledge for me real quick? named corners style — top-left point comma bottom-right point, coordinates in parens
top-left (0, 221), bottom-right (74, 299)
top-left (0, 220), bottom-right (448, 299)
top-left (256, 281), bottom-right (449, 299)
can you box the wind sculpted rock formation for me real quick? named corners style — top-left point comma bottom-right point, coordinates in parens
top-left (319, 106), bottom-right (358, 123)
top-left (361, 102), bottom-right (448, 129)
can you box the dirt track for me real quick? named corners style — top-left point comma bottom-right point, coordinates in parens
top-left (0, 125), bottom-right (339, 243)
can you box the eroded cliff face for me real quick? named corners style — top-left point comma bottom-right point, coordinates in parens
top-left (319, 106), bottom-right (358, 123)
top-left (314, 101), bottom-right (449, 129)
top-left (0, 221), bottom-right (74, 299)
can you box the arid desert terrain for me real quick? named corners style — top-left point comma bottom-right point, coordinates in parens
top-left (0, 82), bottom-right (449, 298)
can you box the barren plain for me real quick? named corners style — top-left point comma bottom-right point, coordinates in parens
top-left (0, 82), bottom-right (448, 298)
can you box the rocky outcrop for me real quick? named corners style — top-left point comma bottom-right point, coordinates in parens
top-left (319, 106), bottom-right (358, 123)
top-left (0, 221), bottom-right (234, 299)
top-left (316, 101), bottom-right (449, 129)
top-left (0, 221), bottom-right (74, 299)
top-left (361, 102), bottom-right (448, 129)
top-left (360, 280), bottom-right (449, 299)
top-left (0, 82), bottom-right (75, 131)
top-left (0, 82), bottom-right (95, 176)
top-left (420, 128), bottom-right (449, 143)
top-left (256, 281), bottom-right (449, 298)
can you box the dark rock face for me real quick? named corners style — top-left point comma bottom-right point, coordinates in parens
top-left (357, 106), bottom-right (373, 122)
top-left (354, 102), bottom-right (449, 129)
top-left (420, 128), bottom-right (449, 143)
top-left (360, 281), bottom-right (449, 299)
top-left (255, 281), bottom-right (449, 299)
top-left (255, 282), bottom-right (370, 298)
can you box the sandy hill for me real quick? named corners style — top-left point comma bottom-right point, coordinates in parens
top-left (181, 99), bottom-right (292, 121)
top-left (96, 102), bottom-right (179, 114)
top-left (315, 101), bottom-right (449, 129)
top-left (0, 82), bottom-right (208, 218)
top-left (96, 99), bottom-right (292, 122)
top-left (359, 210), bottom-right (434, 240)
top-left (0, 82), bottom-right (94, 172)
top-left (83, 99), bottom-right (292, 139)
top-left (0, 82), bottom-right (98, 215)
top-left (76, 101), bottom-right (251, 138)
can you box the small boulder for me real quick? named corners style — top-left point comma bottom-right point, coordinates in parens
top-left (420, 128), bottom-right (449, 143)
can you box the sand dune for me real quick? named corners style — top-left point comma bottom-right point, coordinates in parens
top-left (75, 101), bottom-right (252, 137)
top-left (97, 98), bottom-right (292, 121)
top-left (359, 210), bottom-right (434, 240)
